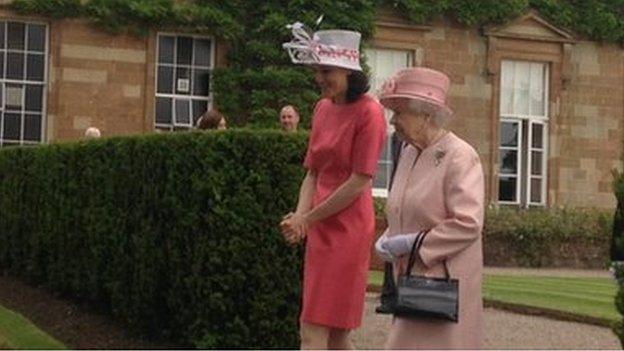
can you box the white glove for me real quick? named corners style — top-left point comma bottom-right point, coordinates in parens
top-left (381, 232), bottom-right (421, 258)
top-left (610, 261), bottom-right (624, 283)
top-left (375, 232), bottom-right (397, 262)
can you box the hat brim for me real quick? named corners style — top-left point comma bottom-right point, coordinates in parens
top-left (303, 61), bottom-right (362, 71)
top-left (380, 94), bottom-right (453, 118)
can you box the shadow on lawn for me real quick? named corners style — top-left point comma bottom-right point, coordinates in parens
top-left (0, 274), bottom-right (182, 349)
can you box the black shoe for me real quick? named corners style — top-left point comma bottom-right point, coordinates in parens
top-left (375, 303), bottom-right (395, 314)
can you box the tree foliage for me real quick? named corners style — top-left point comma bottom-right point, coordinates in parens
top-left (8, 0), bottom-right (624, 126)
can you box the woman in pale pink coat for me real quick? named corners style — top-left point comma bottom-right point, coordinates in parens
top-left (375, 67), bottom-right (485, 349)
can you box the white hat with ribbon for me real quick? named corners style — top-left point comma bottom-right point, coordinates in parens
top-left (282, 22), bottom-right (362, 71)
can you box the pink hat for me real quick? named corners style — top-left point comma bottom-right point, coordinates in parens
top-left (379, 67), bottom-right (453, 118)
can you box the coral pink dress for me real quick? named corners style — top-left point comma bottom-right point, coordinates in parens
top-left (301, 95), bottom-right (386, 329)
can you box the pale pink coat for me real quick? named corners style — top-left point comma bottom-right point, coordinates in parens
top-left (385, 132), bottom-right (485, 350)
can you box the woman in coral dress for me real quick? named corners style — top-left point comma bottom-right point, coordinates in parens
top-left (281, 23), bottom-right (387, 349)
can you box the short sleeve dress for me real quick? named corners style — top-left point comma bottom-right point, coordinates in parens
top-left (301, 95), bottom-right (387, 329)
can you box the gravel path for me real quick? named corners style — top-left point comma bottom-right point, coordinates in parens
top-left (352, 294), bottom-right (621, 350)
top-left (0, 270), bottom-right (619, 349)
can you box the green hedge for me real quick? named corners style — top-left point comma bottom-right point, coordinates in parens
top-left (373, 200), bottom-right (612, 269)
top-left (483, 206), bottom-right (612, 268)
top-left (0, 130), bottom-right (308, 348)
top-left (612, 171), bottom-right (624, 346)
top-left (11, 1), bottom-right (624, 44)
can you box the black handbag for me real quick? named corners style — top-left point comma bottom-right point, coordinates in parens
top-left (375, 261), bottom-right (397, 314)
top-left (393, 233), bottom-right (459, 322)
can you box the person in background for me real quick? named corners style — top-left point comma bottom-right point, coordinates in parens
top-left (280, 21), bottom-right (387, 349)
top-left (280, 105), bottom-right (300, 132)
top-left (84, 127), bottom-right (101, 139)
top-left (197, 109), bottom-right (227, 130)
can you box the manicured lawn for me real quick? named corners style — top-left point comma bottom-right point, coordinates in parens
top-left (0, 334), bottom-right (9, 349)
top-left (0, 304), bottom-right (65, 349)
top-left (483, 274), bottom-right (618, 323)
top-left (369, 270), bottom-right (384, 287)
top-left (368, 271), bottom-right (619, 324)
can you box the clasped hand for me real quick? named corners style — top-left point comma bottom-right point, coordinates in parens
top-left (280, 212), bottom-right (309, 244)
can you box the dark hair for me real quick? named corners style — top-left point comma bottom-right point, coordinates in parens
top-left (346, 70), bottom-right (370, 103)
top-left (197, 109), bottom-right (225, 130)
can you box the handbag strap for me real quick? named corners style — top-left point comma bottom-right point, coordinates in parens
top-left (405, 230), bottom-right (452, 281)
top-left (405, 230), bottom-right (425, 276)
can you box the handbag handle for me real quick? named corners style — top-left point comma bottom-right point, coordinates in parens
top-left (405, 230), bottom-right (452, 281)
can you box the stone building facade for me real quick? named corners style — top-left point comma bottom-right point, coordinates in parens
top-left (0, 5), bottom-right (620, 209)
top-left (369, 9), bottom-right (622, 209)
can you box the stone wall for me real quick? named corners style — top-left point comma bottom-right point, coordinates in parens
top-left (48, 19), bottom-right (148, 140)
top-left (0, 11), bottom-right (228, 142)
top-left (554, 42), bottom-right (623, 207)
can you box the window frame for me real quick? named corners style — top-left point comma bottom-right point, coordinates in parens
top-left (527, 119), bottom-right (548, 206)
top-left (364, 47), bottom-right (415, 198)
top-left (154, 32), bottom-right (215, 131)
top-left (498, 119), bottom-right (523, 205)
top-left (0, 20), bottom-right (48, 147)
top-left (498, 60), bottom-right (549, 207)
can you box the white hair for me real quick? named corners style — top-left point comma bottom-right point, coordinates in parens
top-left (84, 127), bottom-right (101, 139)
top-left (407, 99), bottom-right (451, 128)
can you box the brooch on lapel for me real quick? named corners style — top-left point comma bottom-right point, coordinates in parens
top-left (434, 149), bottom-right (446, 167)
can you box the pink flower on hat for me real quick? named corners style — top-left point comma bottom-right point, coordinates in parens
top-left (283, 21), bottom-right (363, 71)
top-left (380, 78), bottom-right (396, 96)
